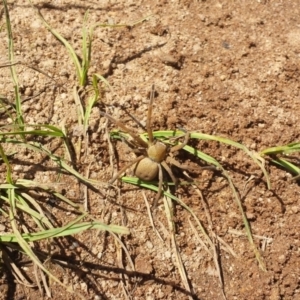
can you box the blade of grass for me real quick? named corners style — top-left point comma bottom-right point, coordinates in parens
top-left (29, 1), bottom-right (84, 85)
top-left (0, 193), bottom-right (53, 229)
top-left (3, 0), bottom-right (24, 129)
top-left (84, 75), bottom-right (100, 133)
top-left (0, 127), bottom-right (65, 137)
top-left (269, 157), bottom-right (300, 176)
top-left (0, 143), bottom-right (13, 183)
top-left (7, 188), bottom-right (85, 299)
top-left (260, 143), bottom-right (300, 178)
top-left (0, 138), bottom-right (107, 187)
top-left (163, 193), bottom-right (194, 299)
top-left (260, 142), bottom-right (300, 155)
top-left (80, 11), bottom-right (92, 86)
top-left (1, 214), bottom-right (129, 243)
top-left (122, 176), bottom-right (215, 250)
top-left (1, 245), bottom-right (35, 286)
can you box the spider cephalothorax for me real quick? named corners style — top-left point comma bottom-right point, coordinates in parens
top-left (101, 86), bottom-right (190, 203)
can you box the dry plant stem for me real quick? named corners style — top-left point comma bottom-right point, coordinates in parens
top-left (1, 246), bottom-right (34, 287)
top-left (142, 191), bottom-right (164, 242)
top-left (188, 218), bottom-right (211, 255)
top-left (163, 195), bottom-right (194, 299)
top-left (34, 264), bottom-right (43, 296)
top-left (190, 181), bottom-right (226, 299)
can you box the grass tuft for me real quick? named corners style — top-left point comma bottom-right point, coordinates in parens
top-left (1, 2), bottom-right (130, 297)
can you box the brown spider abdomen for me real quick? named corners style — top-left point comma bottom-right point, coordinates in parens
top-left (134, 157), bottom-right (159, 181)
top-left (147, 142), bottom-right (167, 163)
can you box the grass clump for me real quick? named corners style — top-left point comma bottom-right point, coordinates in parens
top-left (1, 1), bottom-right (129, 297)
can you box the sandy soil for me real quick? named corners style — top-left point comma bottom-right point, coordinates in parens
top-left (0, 1), bottom-right (300, 299)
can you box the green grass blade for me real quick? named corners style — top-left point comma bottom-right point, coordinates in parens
top-left (0, 193), bottom-right (53, 229)
top-left (260, 142), bottom-right (300, 155)
top-left (0, 139), bottom-right (106, 187)
top-left (29, 0), bottom-right (83, 84)
top-left (0, 143), bottom-right (13, 183)
top-left (6, 188), bottom-right (81, 295)
top-left (269, 157), bottom-right (300, 175)
top-left (80, 10), bottom-right (91, 86)
top-left (150, 130), bottom-right (270, 189)
top-left (3, 0), bottom-right (24, 129)
top-left (260, 142), bottom-right (300, 178)
top-left (0, 219), bottom-right (129, 243)
top-left (83, 75), bottom-right (100, 132)
top-left (94, 73), bottom-right (112, 91)
top-left (0, 129), bottom-right (65, 138)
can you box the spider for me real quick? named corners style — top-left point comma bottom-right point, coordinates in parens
top-left (101, 85), bottom-right (190, 204)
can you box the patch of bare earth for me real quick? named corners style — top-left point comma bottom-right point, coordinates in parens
top-left (0, 1), bottom-right (300, 299)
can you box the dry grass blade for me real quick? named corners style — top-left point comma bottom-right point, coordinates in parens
top-left (122, 177), bottom-right (215, 244)
top-left (222, 168), bottom-right (266, 271)
top-left (1, 138), bottom-right (107, 187)
top-left (1, 245), bottom-right (35, 287)
top-left (33, 260), bottom-right (51, 297)
top-left (142, 191), bottom-right (164, 243)
top-left (163, 193), bottom-right (194, 299)
top-left (110, 232), bottom-right (135, 272)
top-left (188, 218), bottom-right (211, 255)
top-left (228, 229), bottom-right (273, 249)
top-left (188, 180), bottom-right (226, 299)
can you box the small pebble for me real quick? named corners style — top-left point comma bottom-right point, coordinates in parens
top-left (220, 74), bottom-right (226, 81)
top-left (145, 240), bottom-right (153, 249)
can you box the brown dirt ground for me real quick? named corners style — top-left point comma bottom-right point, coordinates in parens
top-left (1, 0), bottom-right (300, 299)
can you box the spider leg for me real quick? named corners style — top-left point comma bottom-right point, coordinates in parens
top-left (109, 155), bottom-right (144, 184)
top-left (167, 156), bottom-right (216, 173)
top-left (170, 131), bottom-right (190, 152)
top-left (100, 111), bottom-right (148, 148)
top-left (153, 163), bottom-right (164, 207)
top-left (167, 156), bottom-right (190, 170)
top-left (147, 85), bottom-right (155, 145)
top-left (161, 160), bottom-right (178, 189)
